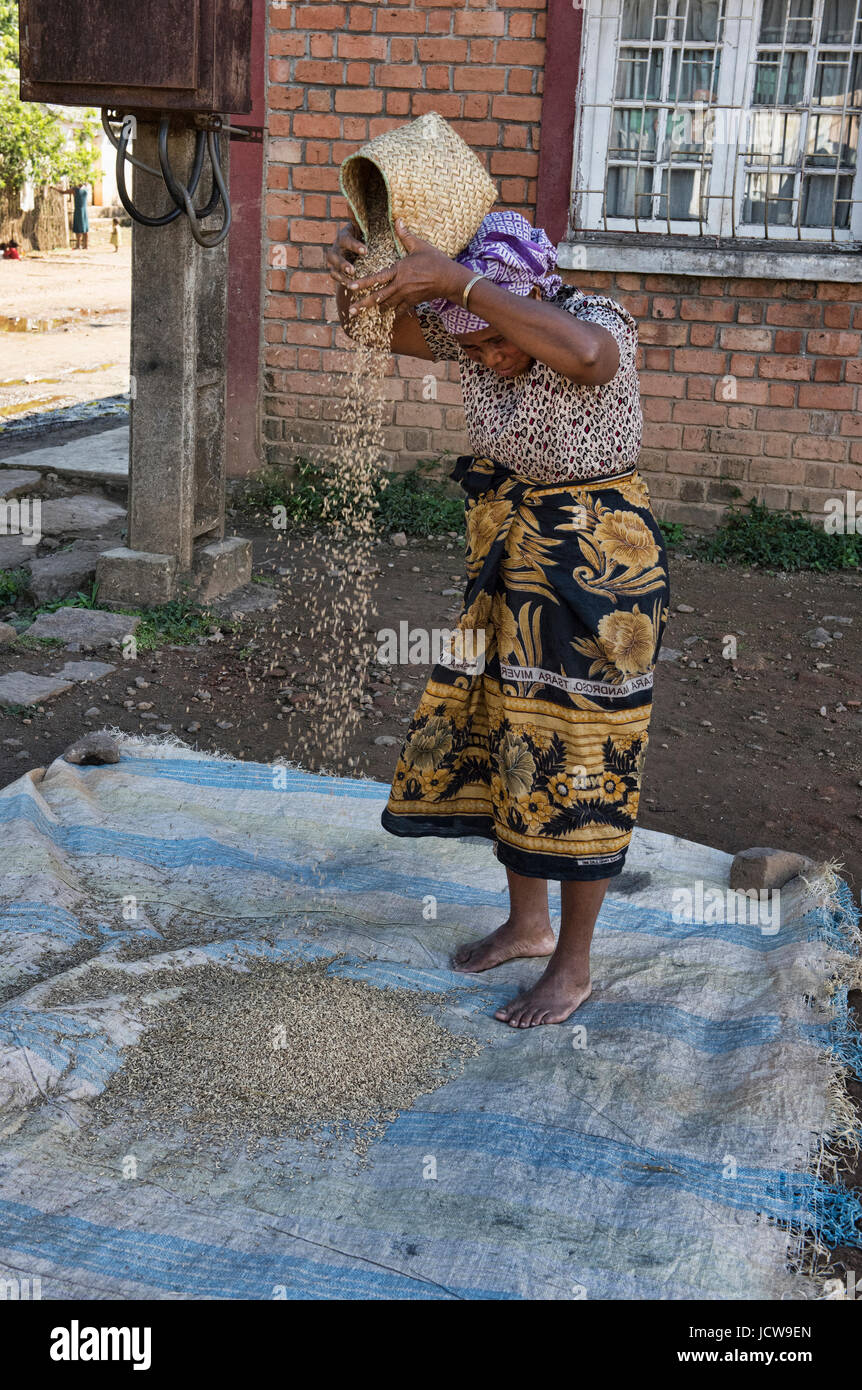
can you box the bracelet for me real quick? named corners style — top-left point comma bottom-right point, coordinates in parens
top-left (461, 273), bottom-right (485, 309)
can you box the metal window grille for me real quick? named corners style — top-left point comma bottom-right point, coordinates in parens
top-left (572, 0), bottom-right (862, 242)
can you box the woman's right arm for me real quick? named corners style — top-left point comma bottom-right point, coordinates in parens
top-left (326, 222), bottom-right (433, 360)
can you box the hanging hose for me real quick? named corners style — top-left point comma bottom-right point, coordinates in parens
top-left (105, 111), bottom-right (231, 247)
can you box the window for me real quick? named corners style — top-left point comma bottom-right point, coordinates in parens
top-left (571, 0), bottom-right (862, 244)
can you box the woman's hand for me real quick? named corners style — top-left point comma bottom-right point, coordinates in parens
top-left (347, 221), bottom-right (467, 318)
top-left (326, 220), bottom-right (368, 287)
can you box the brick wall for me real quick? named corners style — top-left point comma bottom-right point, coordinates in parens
top-left (578, 270), bottom-right (862, 528)
top-left (262, 0), bottom-right (547, 473)
top-left (261, 0), bottom-right (862, 528)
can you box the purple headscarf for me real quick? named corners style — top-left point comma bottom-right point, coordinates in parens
top-left (428, 210), bottom-right (562, 335)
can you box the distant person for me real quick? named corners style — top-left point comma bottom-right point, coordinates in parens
top-left (3, 239), bottom-right (21, 260)
top-left (53, 183), bottom-right (90, 249)
top-left (110, 217), bottom-right (122, 252)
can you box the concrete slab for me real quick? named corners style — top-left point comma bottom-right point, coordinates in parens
top-left (55, 660), bottom-right (117, 683)
top-left (39, 496), bottom-right (127, 537)
top-left (26, 607), bottom-right (140, 652)
top-left (0, 470), bottom-right (42, 499)
top-left (0, 428), bottom-right (129, 484)
top-left (0, 671), bottom-right (73, 705)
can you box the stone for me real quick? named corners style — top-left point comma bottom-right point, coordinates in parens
top-left (0, 622), bottom-right (17, 646)
top-left (213, 583), bottom-right (281, 620)
top-left (658, 648), bottom-right (682, 663)
top-left (373, 734), bottom-right (399, 746)
top-left (63, 731), bottom-right (121, 765)
top-left (192, 538), bottom-right (252, 602)
top-left (185, 721), bottom-right (201, 733)
top-left (38, 496), bottom-right (127, 537)
top-left (0, 469), bottom-right (41, 498)
top-left (0, 429), bottom-right (129, 485)
top-left (0, 671), bottom-right (73, 705)
top-left (391, 532), bottom-right (408, 547)
top-left (0, 534), bottom-right (37, 569)
top-left (26, 541), bottom-right (105, 604)
top-left (26, 607), bottom-right (141, 652)
top-left (675, 603), bottom-right (695, 613)
top-left (822, 615), bottom-right (852, 624)
top-left (97, 548), bottom-right (177, 608)
top-left (83, 706), bottom-right (102, 719)
top-left (804, 626), bottom-right (832, 646)
top-left (729, 847), bottom-right (815, 892)
top-left (55, 660), bottom-right (117, 683)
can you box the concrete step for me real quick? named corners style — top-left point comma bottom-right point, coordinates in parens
top-left (0, 427), bottom-right (129, 486)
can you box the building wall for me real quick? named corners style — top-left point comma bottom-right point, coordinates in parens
top-left (261, 0), bottom-right (862, 527)
top-left (262, 0), bottom-right (547, 474)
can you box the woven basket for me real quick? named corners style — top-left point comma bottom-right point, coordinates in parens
top-left (339, 111), bottom-right (498, 260)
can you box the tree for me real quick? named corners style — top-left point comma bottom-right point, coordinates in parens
top-left (0, 0), bottom-right (101, 193)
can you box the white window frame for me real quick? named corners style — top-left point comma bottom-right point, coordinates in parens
top-left (564, 0), bottom-right (862, 277)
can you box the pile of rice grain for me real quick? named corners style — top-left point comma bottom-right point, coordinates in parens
top-left (92, 956), bottom-right (481, 1157)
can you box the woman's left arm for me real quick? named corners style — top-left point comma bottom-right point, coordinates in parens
top-left (348, 220), bottom-right (620, 386)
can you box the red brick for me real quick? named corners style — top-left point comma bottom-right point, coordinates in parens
top-left (377, 10), bottom-right (426, 32)
top-left (813, 359), bottom-right (843, 382)
top-left (756, 408), bottom-right (809, 433)
top-left (290, 219), bottom-right (337, 244)
top-left (293, 114), bottom-right (341, 138)
top-left (455, 67), bottom-right (506, 90)
top-left (417, 38), bottom-right (468, 60)
top-left (507, 68), bottom-right (536, 93)
top-left (335, 88), bottom-right (382, 112)
top-left (294, 6), bottom-right (347, 31)
top-left (765, 303), bottom-right (821, 326)
top-left (309, 34), bottom-right (334, 58)
top-left (689, 324), bottom-right (716, 347)
top-left (773, 329), bottom-right (802, 353)
top-left (511, 13), bottom-right (537, 37)
top-left (463, 94), bottom-right (490, 118)
top-left (807, 330), bottom-right (861, 356)
top-left (377, 64), bottom-right (424, 87)
top-left (308, 89), bottom-right (333, 111)
top-left (469, 39), bottom-right (495, 63)
top-left (425, 66), bottom-right (452, 88)
top-left (337, 35), bottom-right (386, 59)
top-left (757, 357), bottom-right (810, 380)
top-left (390, 38), bottom-right (417, 62)
top-left (454, 11), bottom-right (506, 34)
top-left (413, 91), bottom-right (462, 117)
top-left (679, 298), bottom-right (735, 322)
top-left (799, 384), bottom-right (854, 409)
top-left (496, 39), bottom-right (546, 63)
top-left (386, 92), bottom-right (411, 116)
top-left (490, 150), bottom-right (539, 176)
top-left (502, 123), bottom-right (528, 148)
top-left (824, 303), bottom-right (853, 328)
top-left (491, 94), bottom-right (543, 121)
top-left (718, 326), bottom-right (772, 351)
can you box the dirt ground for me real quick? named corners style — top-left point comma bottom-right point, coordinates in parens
top-left (0, 247), bottom-right (131, 423)
top-left (3, 516), bottom-right (858, 893)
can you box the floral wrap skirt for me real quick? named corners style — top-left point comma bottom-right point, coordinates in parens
top-left (381, 456), bottom-right (670, 881)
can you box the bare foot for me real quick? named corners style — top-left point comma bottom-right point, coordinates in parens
top-left (494, 966), bottom-right (592, 1028)
top-left (452, 918), bottom-right (556, 973)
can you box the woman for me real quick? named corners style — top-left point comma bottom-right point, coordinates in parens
top-left (54, 184), bottom-right (89, 250)
top-left (327, 209), bottom-right (669, 1028)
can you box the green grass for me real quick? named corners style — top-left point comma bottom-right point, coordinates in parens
top-left (699, 499), bottom-right (861, 573)
top-left (242, 458), bottom-right (464, 537)
top-left (131, 599), bottom-right (233, 651)
top-left (10, 633), bottom-right (66, 653)
top-left (0, 568), bottom-right (30, 604)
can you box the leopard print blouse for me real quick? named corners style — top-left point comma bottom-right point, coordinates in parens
top-left (415, 287), bottom-right (642, 485)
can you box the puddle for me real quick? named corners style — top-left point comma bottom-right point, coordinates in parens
top-left (0, 310), bottom-right (127, 333)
